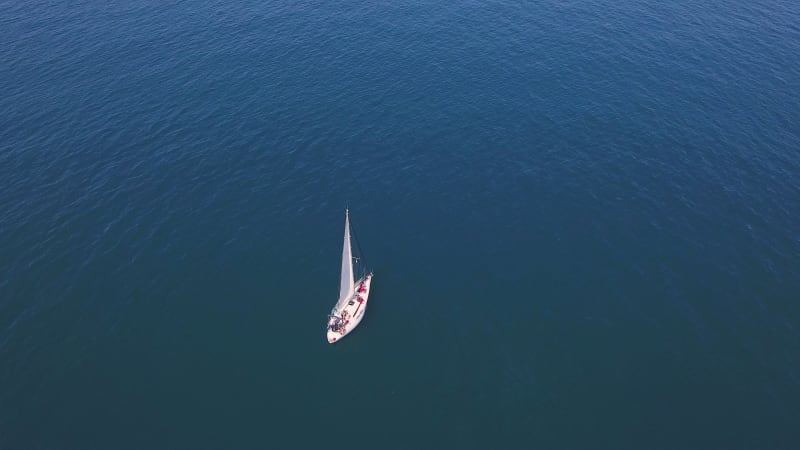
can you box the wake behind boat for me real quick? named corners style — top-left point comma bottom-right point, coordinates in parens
top-left (326, 209), bottom-right (373, 343)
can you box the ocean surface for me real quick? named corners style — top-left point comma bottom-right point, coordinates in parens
top-left (2, 0), bottom-right (799, 448)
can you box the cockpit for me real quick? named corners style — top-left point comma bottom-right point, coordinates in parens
top-left (327, 315), bottom-right (344, 332)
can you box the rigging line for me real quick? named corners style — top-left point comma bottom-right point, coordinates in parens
top-left (349, 213), bottom-right (368, 270)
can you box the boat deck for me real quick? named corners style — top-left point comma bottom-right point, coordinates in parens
top-left (327, 274), bottom-right (372, 343)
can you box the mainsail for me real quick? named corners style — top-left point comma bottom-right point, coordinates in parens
top-left (337, 209), bottom-right (355, 308)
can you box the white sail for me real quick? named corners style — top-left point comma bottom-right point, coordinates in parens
top-left (337, 209), bottom-right (354, 307)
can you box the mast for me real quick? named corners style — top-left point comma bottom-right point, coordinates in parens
top-left (338, 209), bottom-right (355, 305)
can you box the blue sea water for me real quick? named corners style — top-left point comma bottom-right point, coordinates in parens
top-left (1, 0), bottom-right (799, 448)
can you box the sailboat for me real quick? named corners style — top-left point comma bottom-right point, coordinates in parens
top-left (326, 209), bottom-right (373, 343)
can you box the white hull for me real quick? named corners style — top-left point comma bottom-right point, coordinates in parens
top-left (327, 273), bottom-right (373, 343)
